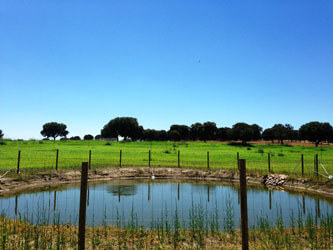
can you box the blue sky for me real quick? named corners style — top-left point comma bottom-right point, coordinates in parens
top-left (1, 0), bottom-right (332, 139)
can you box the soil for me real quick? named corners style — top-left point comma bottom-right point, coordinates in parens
top-left (0, 167), bottom-right (332, 199)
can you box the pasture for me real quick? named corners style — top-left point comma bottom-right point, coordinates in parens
top-left (0, 140), bottom-right (332, 176)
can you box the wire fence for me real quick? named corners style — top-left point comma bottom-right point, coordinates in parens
top-left (1, 148), bottom-right (332, 178)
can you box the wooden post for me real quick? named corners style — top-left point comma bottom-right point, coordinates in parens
top-left (237, 152), bottom-right (240, 170)
top-left (301, 154), bottom-right (304, 176)
top-left (239, 159), bottom-right (249, 250)
top-left (149, 150), bottom-right (151, 168)
top-left (207, 151), bottom-right (210, 169)
top-left (78, 162), bottom-right (88, 250)
top-left (119, 150), bottom-right (122, 168)
top-left (17, 150), bottom-right (21, 174)
top-left (268, 153), bottom-right (271, 173)
top-left (56, 149), bottom-right (59, 170)
top-left (178, 150), bottom-right (180, 168)
top-left (88, 150), bottom-right (91, 170)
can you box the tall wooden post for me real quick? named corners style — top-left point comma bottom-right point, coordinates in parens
top-left (78, 162), bottom-right (88, 250)
top-left (119, 150), bottom-right (122, 168)
top-left (178, 150), bottom-right (180, 168)
top-left (237, 152), bottom-right (240, 170)
top-left (17, 150), bottom-right (21, 174)
top-left (268, 153), bottom-right (271, 173)
top-left (207, 151), bottom-right (210, 169)
top-left (56, 149), bottom-right (59, 170)
top-left (149, 150), bottom-right (151, 168)
top-left (239, 159), bottom-right (249, 250)
top-left (301, 154), bottom-right (304, 176)
top-left (88, 150), bottom-right (92, 170)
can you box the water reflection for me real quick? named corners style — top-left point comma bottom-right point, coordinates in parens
top-left (0, 180), bottom-right (332, 230)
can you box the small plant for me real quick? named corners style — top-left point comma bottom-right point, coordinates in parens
top-left (105, 142), bottom-right (111, 146)
top-left (0, 141), bottom-right (6, 145)
top-left (164, 150), bottom-right (171, 154)
top-left (247, 147), bottom-right (251, 150)
top-left (278, 153), bottom-right (284, 157)
top-left (257, 149), bottom-right (264, 154)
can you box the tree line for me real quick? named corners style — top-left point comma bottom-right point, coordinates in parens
top-left (1, 118), bottom-right (333, 147)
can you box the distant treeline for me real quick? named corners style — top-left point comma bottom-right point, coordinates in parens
top-left (99, 117), bottom-right (333, 147)
top-left (1, 118), bottom-right (332, 147)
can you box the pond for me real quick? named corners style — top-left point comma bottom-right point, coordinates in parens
top-left (0, 180), bottom-right (332, 231)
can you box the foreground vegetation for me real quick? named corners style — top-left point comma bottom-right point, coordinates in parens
top-left (1, 208), bottom-right (332, 249)
top-left (0, 140), bottom-right (332, 177)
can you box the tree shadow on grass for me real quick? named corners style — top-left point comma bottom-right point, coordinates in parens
top-left (227, 142), bottom-right (254, 147)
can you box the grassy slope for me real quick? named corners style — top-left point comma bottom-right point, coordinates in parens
top-left (0, 140), bottom-right (332, 175)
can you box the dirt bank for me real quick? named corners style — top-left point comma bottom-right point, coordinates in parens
top-left (0, 167), bottom-right (332, 198)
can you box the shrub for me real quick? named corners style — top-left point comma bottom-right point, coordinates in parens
top-left (70, 136), bottom-right (81, 140)
top-left (278, 153), bottom-right (284, 157)
top-left (84, 134), bottom-right (94, 140)
top-left (0, 141), bottom-right (6, 145)
top-left (105, 142), bottom-right (111, 146)
top-left (257, 149), bottom-right (264, 154)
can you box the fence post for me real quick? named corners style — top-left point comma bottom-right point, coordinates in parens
top-left (17, 150), bottom-right (21, 174)
top-left (239, 159), bottom-right (249, 250)
top-left (78, 162), bottom-right (88, 250)
top-left (301, 154), bottom-right (304, 176)
top-left (314, 154), bottom-right (319, 177)
top-left (268, 153), bottom-right (271, 173)
top-left (178, 150), bottom-right (180, 168)
top-left (237, 152), bottom-right (240, 169)
top-left (56, 149), bottom-right (59, 171)
top-left (207, 151), bottom-right (210, 169)
top-left (88, 150), bottom-right (92, 170)
top-left (149, 150), bottom-right (151, 167)
top-left (120, 150), bottom-right (122, 168)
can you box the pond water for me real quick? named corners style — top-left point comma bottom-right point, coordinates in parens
top-left (0, 180), bottom-right (332, 230)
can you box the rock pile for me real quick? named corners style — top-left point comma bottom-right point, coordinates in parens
top-left (263, 174), bottom-right (288, 186)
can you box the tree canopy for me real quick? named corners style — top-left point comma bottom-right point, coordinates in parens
top-left (40, 122), bottom-right (69, 140)
top-left (231, 122), bottom-right (257, 144)
top-left (0, 129), bottom-right (3, 139)
top-left (101, 117), bottom-right (141, 141)
top-left (299, 122), bottom-right (333, 147)
top-left (83, 134), bottom-right (94, 140)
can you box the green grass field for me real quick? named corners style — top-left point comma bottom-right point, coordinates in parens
top-left (0, 140), bottom-right (332, 176)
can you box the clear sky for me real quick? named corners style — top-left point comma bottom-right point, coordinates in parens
top-left (1, 0), bottom-right (332, 139)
